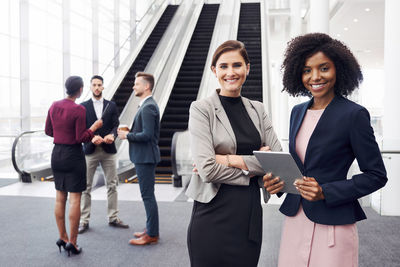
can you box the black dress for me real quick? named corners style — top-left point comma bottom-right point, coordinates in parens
top-left (51, 144), bottom-right (87, 192)
top-left (187, 95), bottom-right (263, 267)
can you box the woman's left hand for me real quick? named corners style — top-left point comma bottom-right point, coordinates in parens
top-left (294, 177), bottom-right (325, 201)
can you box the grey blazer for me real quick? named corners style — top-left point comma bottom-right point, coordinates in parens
top-left (186, 89), bottom-right (282, 203)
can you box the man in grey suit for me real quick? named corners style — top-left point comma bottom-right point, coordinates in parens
top-left (118, 72), bottom-right (160, 245)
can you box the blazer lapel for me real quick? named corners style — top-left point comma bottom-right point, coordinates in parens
top-left (132, 97), bottom-right (151, 130)
top-left (303, 95), bottom-right (339, 165)
top-left (87, 99), bottom-right (97, 121)
top-left (132, 106), bottom-right (141, 130)
top-left (211, 90), bottom-right (236, 148)
top-left (290, 99), bottom-right (313, 170)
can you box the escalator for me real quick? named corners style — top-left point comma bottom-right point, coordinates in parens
top-left (156, 4), bottom-right (220, 180)
top-left (237, 3), bottom-right (263, 102)
top-left (112, 5), bottom-right (179, 115)
top-left (11, 5), bottom-right (179, 183)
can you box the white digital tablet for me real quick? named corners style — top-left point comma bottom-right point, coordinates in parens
top-left (253, 151), bottom-right (302, 195)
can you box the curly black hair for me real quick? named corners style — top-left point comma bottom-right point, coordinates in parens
top-left (281, 33), bottom-right (363, 97)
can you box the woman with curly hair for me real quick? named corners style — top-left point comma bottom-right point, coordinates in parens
top-left (263, 33), bottom-right (387, 266)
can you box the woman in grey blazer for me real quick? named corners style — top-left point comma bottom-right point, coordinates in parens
top-left (186, 40), bottom-right (282, 267)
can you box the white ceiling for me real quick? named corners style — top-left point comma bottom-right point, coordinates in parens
top-left (267, 0), bottom-right (385, 70)
top-left (330, 0), bottom-right (385, 69)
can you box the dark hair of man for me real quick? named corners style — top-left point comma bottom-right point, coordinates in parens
top-left (211, 40), bottom-right (250, 69)
top-left (281, 33), bottom-right (363, 97)
top-left (135, 72), bottom-right (154, 91)
top-left (65, 76), bottom-right (84, 96)
top-left (90, 75), bottom-right (104, 84)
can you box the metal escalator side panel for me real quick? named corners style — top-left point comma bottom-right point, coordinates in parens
top-left (113, 5), bottom-right (180, 182)
top-left (156, 4), bottom-right (220, 178)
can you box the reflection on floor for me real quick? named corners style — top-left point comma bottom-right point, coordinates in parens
top-left (0, 179), bottom-right (284, 205)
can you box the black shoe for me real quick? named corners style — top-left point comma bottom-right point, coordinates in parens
top-left (109, 218), bottom-right (129, 228)
top-left (56, 239), bottom-right (67, 253)
top-left (65, 243), bottom-right (82, 256)
top-left (78, 222), bottom-right (89, 234)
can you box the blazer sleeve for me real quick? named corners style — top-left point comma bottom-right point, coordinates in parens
top-left (110, 102), bottom-right (119, 137)
top-left (75, 106), bottom-right (94, 143)
top-left (321, 107), bottom-right (387, 207)
top-left (127, 104), bottom-right (157, 143)
top-left (45, 106), bottom-right (53, 137)
top-left (189, 101), bottom-right (250, 186)
top-left (242, 103), bottom-right (283, 176)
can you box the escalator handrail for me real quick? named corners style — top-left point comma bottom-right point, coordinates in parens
top-left (11, 130), bottom-right (44, 176)
top-left (170, 130), bottom-right (183, 179)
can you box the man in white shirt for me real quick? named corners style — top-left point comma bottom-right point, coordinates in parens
top-left (79, 75), bottom-right (128, 233)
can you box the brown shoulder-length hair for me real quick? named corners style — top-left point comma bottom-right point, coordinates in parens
top-left (135, 72), bottom-right (154, 91)
top-left (211, 40), bottom-right (250, 69)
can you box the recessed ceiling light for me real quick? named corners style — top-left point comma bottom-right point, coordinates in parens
top-left (365, 8), bottom-right (370, 12)
top-left (353, 18), bottom-right (358, 22)
top-left (336, 34), bottom-right (341, 37)
top-left (344, 27), bottom-right (349, 31)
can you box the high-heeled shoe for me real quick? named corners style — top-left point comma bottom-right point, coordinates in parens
top-left (65, 242), bottom-right (82, 256)
top-left (56, 239), bottom-right (67, 253)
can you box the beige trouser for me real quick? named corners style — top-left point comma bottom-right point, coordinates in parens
top-left (80, 146), bottom-right (119, 224)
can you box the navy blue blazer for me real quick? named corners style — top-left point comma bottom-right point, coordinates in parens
top-left (280, 95), bottom-right (387, 225)
top-left (81, 99), bottom-right (119, 155)
top-left (127, 97), bottom-right (161, 164)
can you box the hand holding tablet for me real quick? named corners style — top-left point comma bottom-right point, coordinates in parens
top-left (253, 151), bottom-right (303, 195)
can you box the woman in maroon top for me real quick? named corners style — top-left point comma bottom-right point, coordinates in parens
top-left (45, 76), bottom-right (102, 256)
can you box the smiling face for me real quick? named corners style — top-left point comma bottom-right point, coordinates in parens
top-left (133, 76), bottom-right (150, 98)
top-left (212, 50), bottom-right (250, 97)
top-left (302, 51), bottom-right (336, 107)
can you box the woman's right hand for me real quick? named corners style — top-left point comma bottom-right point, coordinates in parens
top-left (90, 119), bottom-right (103, 132)
top-left (263, 173), bottom-right (284, 194)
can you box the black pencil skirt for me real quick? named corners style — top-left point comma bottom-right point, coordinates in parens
top-left (187, 178), bottom-right (262, 267)
top-left (51, 144), bottom-right (86, 193)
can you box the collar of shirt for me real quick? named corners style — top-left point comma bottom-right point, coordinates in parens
top-left (92, 96), bottom-right (104, 104)
top-left (139, 95), bottom-right (152, 107)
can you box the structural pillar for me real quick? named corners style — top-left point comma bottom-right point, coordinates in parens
top-left (376, 0), bottom-right (400, 216)
top-left (92, 0), bottom-right (99, 75)
top-left (19, 0), bottom-right (30, 131)
top-left (62, 0), bottom-right (71, 96)
top-left (278, 0), bottom-right (303, 144)
top-left (308, 0), bottom-right (329, 33)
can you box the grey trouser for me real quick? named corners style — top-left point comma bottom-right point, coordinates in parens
top-left (80, 146), bottom-right (119, 224)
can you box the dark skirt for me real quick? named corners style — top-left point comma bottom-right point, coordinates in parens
top-left (51, 144), bottom-right (86, 193)
top-left (187, 178), bottom-right (262, 267)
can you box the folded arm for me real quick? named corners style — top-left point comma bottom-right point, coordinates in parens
top-left (189, 102), bottom-right (250, 186)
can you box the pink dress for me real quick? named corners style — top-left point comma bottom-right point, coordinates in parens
top-left (277, 109), bottom-right (359, 267)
